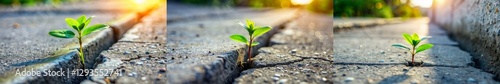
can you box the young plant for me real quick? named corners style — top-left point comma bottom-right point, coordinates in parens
top-left (48, 15), bottom-right (108, 67)
top-left (230, 19), bottom-right (272, 66)
top-left (391, 33), bottom-right (433, 65)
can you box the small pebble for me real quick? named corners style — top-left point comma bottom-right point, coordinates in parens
top-left (467, 78), bottom-right (476, 83)
top-left (13, 23), bottom-right (20, 28)
top-left (403, 68), bottom-right (409, 72)
top-left (130, 61), bottom-right (136, 64)
top-left (321, 71), bottom-right (328, 74)
top-left (141, 77), bottom-right (146, 80)
top-left (277, 79), bottom-right (288, 84)
top-left (159, 68), bottom-right (166, 73)
top-left (390, 60), bottom-right (395, 62)
top-left (423, 74), bottom-right (429, 77)
top-left (128, 72), bottom-right (137, 77)
top-left (290, 49), bottom-right (297, 54)
top-left (344, 77), bottom-right (354, 82)
top-left (149, 45), bottom-right (156, 49)
top-left (379, 60), bottom-right (385, 63)
top-left (132, 49), bottom-right (138, 53)
top-left (272, 77), bottom-right (280, 81)
top-left (321, 78), bottom-right (327, 81)
top-left (411, 80), bottom-right (418, 84)
top-left (123, 51), bottom-right (130, 55)
top-left (145, 51), bottom-right (150, 54)
top-left (381, 52), bottom-right (385, 54)
top-left (274, 74), bottom-right (281, 77)
top-left (158, 60), bottom-right (165, 64)
top-left (136, 61), bottom-right (144, 65)
top-left (140, 58), bottom-right (147, 61)
top-left (314, 53), bottom-right (320, 56)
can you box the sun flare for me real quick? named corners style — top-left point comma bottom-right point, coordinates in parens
top-left (411, 0), bottom-right (433, 8)
top-left (291, 0), bottom-right (312, 5)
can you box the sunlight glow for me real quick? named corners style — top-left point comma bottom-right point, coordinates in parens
top-left (292, 0), bottom-right (312, 5)
top-left (411, 0), bottom-right (433, 8)
top-left (133, 0), bottom-right (146, 4)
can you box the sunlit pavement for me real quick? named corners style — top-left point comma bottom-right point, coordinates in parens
top-left (0, 0), bottom-right (161, 83)
top-left (332, 18), bottom-right (498, 83)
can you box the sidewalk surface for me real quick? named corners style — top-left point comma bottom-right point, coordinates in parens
top-left (0, 0), bottom-right (134, 76)
top-left (234, 11), bottom-right (333, 84)
top-left (166, 3), bottom-right (298, 83)
top-left (333, 18), bottom-right (498, 84)
top-left (83, 4), bottom-right (166, 84)
top-left (0, 0), bottom-right (160, 83)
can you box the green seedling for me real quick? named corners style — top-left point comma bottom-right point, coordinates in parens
top-left (230, 19), bottom-right (272, 66)
top-left (391, 33), bottom-right (433, 66)
top-left (48, 15), bottom-right (108, 67)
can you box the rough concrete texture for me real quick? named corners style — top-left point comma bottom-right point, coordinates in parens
top-left (166, 3), bottom-right (298, 83)
top-left (334, 18), bottom-right (405, 32)
top-left (333, 18), bottom-right (499, 83)
top-left (234, 12), bottom-right (333, 83)
top-left (84, 4), bottom-right (167, 84)
top-left (0, 0), bottom-right (161, 83)
top-left (432, 0), bottom-right (500, 79)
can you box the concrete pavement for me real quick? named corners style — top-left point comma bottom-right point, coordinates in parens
top-left (333, 18), bottom-right (498, 83)
top-left (165, 2), bottom-right (298, 83)
top-left (0, 0), bottom-right (160, 83)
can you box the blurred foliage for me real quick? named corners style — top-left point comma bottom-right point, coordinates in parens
top-left (174, 0), bottom-right (332, 14)
top-left (0, 0), bottom-right (84, 7)
top-left (334, 0), bottom-right (422, 18)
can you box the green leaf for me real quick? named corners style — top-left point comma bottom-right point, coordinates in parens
top-left (391, 44), bottom-right (410, 50)
top-left (402, 33), bottom-right (413, 45)
top-left (78, 23), bottom-right (85, 31)
top-left (415, 44), bottom-right (433, 53)
top-left (230, 34), bottom-right (247, 43)
top-left (420, 36), bottom-right (431, 41)
top-left (84, 16), bottom-right (93, 29)
top-left (412, 33), bottom-right (420, 46)
top-left (82, 24), bottom-right (107, 36)
top-left (65, 18), bottom-right (79, 31)
top-left (76, 15), bottom-right (86, 24)
top-left (250, 42), bottom-right (259, 46)
top-left (245, 19), bottom-right (254, 29)
top-left (48, 29), bottom-right (75, 38)
top-left (412, 33), bottom-right (419, 41)
top-left (252, 26), bottom-right (272, 38)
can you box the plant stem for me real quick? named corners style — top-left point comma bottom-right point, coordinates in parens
top-left (78, 37), bottom-right (85, 69)
top-left (411, 46), bottom-right (415, 65)
top-left (247, 38), bottom-right (253, 65)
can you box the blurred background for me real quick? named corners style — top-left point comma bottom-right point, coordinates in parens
top-left (334, 0), bottom-right (432, 18)
top-left (0, 0), bottom-right (89, 7)
top-left (169, 0), bottom-right (333, 14)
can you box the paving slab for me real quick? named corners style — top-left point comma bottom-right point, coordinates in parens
top-left (331, 18), bottom-right (499, 83)
top-left (234, 11), bottom-right (333, 83)
top-left (166, 5), bottom-right (298, 83)
top-left (0, 0), bottom-right (161, 83)
top-left (84, 4), bottom-right (167, 84)
top-left (333, 65), bottom-right (497, 84)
